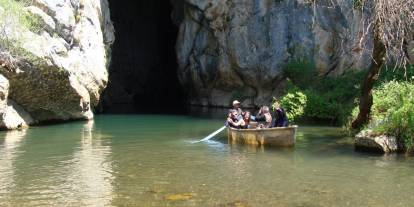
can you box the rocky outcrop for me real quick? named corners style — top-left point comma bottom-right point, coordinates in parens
top-left (0, 0), bottom-right (114, 129)
top-left (355, 130), bottom-right (399, 153)
top-left (0, 75), bottom-right (34, 129)
top-left (175, 0), bottom-right (373, 107)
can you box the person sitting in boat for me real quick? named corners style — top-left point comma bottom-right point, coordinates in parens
top-left (226, 109), bottom-right (245, 129)
top-left (254, 106), bottom-right (267, 122)
top-left (241, 111), bottom-right (252, 129)
top-left (232, 100), bottom-right (243, 120)
top-left (272, 102), bottom-right (289, 127)
top-left (256, 106), bottom-right (272, 129)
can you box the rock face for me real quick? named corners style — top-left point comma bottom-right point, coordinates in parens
top-left (0, 75), bottom-right (33, 129)
top-left (0, 0), bottom-right (114, 129)
top-left (175, 0), bottom-right (373, 107)
top-left (355, 130), bottom-right (399, 153)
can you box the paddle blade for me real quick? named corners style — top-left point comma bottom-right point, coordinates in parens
top-left (194, 126), bottom-right (227, 143)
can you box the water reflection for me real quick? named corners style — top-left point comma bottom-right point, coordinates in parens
top-left (58, 120), bottom-right (114, 206)
top-left (0, 121), bottom-right (115, 206)
top-left (0, 130), bottom-right (26, 205)
top-left (2, 116), bottom-right (414, 206)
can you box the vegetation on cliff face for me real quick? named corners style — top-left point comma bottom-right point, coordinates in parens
top-left (0, 0), bottom-right (42, 64)
top-left (276, 62), bottom-right (364, 125)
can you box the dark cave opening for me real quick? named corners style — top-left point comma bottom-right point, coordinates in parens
top-left (102, 0), bottom-right (185, 113)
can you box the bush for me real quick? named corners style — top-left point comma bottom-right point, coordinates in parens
top-left (279, 63), bottom-right (364, 125)
top-left (277, 87), bottom-right (307, 122)
top-left (282, 61), bottom-right (317, 89)
top-left (0, 0), bottom-right (41, 32)
top-left (377, 65), bottom-right (414, 83)
top-left (359, 81), bottom-right (414, 150)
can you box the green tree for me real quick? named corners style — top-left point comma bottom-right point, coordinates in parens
top-left (351, 0), bottom-right (414, 129)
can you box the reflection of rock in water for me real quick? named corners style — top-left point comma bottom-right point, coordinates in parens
top-left (0, 130), bottom-right (27, 205)
top-left (57, 120), bottom-right (114, 206)
top-left (82, 120), bottom-right (94, 142)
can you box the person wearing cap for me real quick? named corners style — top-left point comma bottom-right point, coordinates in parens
top-left (232, 100), bottom-right (243, 119)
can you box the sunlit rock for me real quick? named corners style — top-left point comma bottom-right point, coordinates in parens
top-left (0, 75), bottom-right (33, 129)
top-left (0, 0), bottom-right (114, 129)
top-left (355, 130), bottom-right (399, 153)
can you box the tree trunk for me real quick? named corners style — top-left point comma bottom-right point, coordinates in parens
top-left (351, 32), bottom-right (386, 129)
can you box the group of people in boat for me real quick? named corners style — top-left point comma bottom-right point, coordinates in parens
top-left (226, 100), bottom-right (289, 129)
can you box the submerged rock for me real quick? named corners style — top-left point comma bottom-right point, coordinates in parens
top-left (0, 0), bottom-right (114, 129)
top-left (220, 200), bottom-right (250, 207)
top-left (355, 130), bottom-right (399, 153)
top-left (164, 193), bottom-right (197, 201)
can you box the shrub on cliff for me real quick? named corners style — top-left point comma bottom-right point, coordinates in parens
top-left (0, 0), bottom-right (42, 60)
top-left (0, 0), bottom-right (42, 32)
top-left (279, 63), bottom-right (364, 125)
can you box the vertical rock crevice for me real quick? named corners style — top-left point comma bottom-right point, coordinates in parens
top-left (102, 0), bottom-right (184, 113)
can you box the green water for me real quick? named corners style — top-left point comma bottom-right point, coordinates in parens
top-left (0, 115), bottom-right (413, 207)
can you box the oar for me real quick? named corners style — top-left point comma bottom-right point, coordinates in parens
top-left (192, 126), bottom-right (227, 143)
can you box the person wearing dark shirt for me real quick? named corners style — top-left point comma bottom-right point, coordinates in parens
top-left (273, 102), bottom-right (289, 127)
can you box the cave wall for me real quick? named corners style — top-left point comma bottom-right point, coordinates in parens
top-left (103, 0), bottom-right (184, 113)
top-left (175, 0), bottom-right (374, 107)
top-left (104, 0), bottom-right (411, 111)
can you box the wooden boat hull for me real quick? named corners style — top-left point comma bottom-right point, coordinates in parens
top-left (227, 126), bottom-right (297, 147)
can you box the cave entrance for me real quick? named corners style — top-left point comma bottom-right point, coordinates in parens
top-left (103, 0), bottom-right (184, 113)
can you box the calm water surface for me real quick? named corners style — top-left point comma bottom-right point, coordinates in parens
top-left (0, 115), bottom-right (413, 207)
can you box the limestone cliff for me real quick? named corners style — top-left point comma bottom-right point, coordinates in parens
top-left (175, 0), bottom-right (374, 107)
top-left (0, 0), bottom-right (114, 129)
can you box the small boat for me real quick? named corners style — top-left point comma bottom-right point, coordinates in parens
top-left (227, 125), bottom-right (298, 147)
